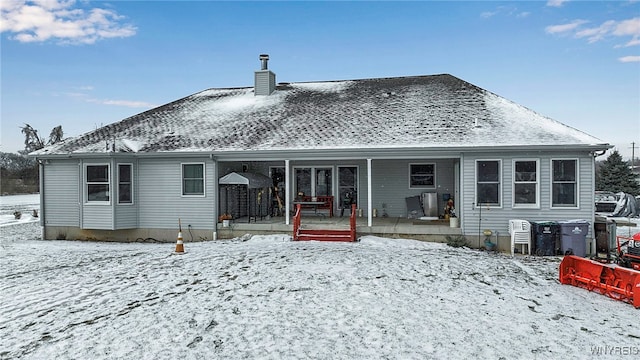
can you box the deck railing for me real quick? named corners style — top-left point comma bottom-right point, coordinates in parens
top-left (292, 204), bottom-right (302, 241)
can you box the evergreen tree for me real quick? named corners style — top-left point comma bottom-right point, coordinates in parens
top-left (596, 150), bottom-right (640, 195)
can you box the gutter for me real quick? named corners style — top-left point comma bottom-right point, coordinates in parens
top-left (30, 143), bottom-right (613, 162)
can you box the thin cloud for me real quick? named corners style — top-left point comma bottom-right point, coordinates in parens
top-left (546, 0), bottom-right (570, 7)
top-left (0, 0), bottom-right (136, 44)
top-left (618, 55), bottom-right (640, 62)
top-left (480, 6), bottom-right (529, 19)
top-left (614, 17), bottom-right (640, 37)
top-left (545, 20), bottom-right (588, 34)
top-left (480, 11), bottom-right (497, 19)
top-left (575, 20), bottom-right (616, 43)
top-left (62, 87), bottom-right (155, 108)
top-left (621, 37), bottom-right (640, 47)
top-left (546, 17), bottom-right (640, 47)
top-left (87, 98), bottom-right (158, 109)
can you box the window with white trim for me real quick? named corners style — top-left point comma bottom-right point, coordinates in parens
top-left (86, 164), bottom-right (110, 202)
top-left (409, 163), bottom-right (435, 188)
top-left (182, 163), bottom-right (205, 196)
top-left (552, 159), bottom-right (577, 207)
top-left (476, 160), bottom-right (500, 206)
top-left (513, 160), bottom-right (538, 207)
top-left (118, 164), bottom-right (132, 204)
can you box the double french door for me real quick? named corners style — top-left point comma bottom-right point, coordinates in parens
top-left (294, 167), bottom-right (332, 197)
top-left (293, 166), bottom-right (358, 204)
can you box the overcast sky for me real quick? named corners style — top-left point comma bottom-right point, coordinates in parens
top-left (1, 0), bottom-right (638, 159)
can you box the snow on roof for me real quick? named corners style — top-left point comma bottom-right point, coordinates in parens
top-left (32, 74), bottom-right (608, 155)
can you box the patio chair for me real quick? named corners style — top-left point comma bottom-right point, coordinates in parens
top-left (509, 219), bottom-right (532, 256)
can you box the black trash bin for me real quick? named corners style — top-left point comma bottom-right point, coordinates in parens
top-left (558, 220), bottom-right (590, 257)
top-left (531, 221), bottom-right (560, 256)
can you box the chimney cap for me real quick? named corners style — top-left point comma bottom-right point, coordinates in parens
top-left (259, 54), bottom-right (269, 60)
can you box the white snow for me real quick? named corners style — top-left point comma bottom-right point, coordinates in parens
top-left (1, 195), bottom-right (639, 359)
top-left (121, 139), bottom-right (143, 153)
top-left (0, 194), bottom-right (40, 227)
top-left (204, 89), bottom-right (286, 113)
top-left (292, 80), bottom-right (353, 93)
top-left (483, 92), bottom-right (602, 144)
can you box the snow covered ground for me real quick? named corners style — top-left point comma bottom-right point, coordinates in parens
top-left (1, 195), bottom-right (639, 359)
top-left (0, 194), bottom-right (40, 227)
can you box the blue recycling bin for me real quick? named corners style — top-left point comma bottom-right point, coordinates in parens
top-left (558, 220), bottom-right (590, 257)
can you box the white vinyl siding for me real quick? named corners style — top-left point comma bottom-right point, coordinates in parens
top-left (43, 160), bottom-right (80, 227)
top-left (462, 152), bottom-right (595, 242)
top-left (138, 158), bottom-right (215, 229)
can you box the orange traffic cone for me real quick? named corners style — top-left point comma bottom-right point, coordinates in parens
top-left (175, 219), bottom-right (184, 253)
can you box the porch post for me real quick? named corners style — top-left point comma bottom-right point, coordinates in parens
top-left (285, 159), bottom-right (291, 225)
top-left (367, 158), bottom-right (372, 227)
top-left (212, 156), bottom-right (218, 240)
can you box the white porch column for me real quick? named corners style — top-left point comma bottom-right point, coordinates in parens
top-left (367, 158), bottom-right (372, 227)
top-left (212, 156), bottom-right (218, 240)
top-left (285, 159), bottom-right (291, 225)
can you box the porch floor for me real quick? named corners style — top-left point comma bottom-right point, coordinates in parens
top-left (217, 213), bottom-right (462, 241)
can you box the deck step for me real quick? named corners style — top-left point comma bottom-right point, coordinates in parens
top-left (297, 229), bottom-right (355, 242)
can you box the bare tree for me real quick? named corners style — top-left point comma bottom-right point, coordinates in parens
top-left (20, 124), bottom-right (64, 153)
top-left (21, 124), bottom-right (45, 153)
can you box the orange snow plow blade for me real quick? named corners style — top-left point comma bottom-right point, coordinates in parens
top-left (559, 255), bottom-right (640, 308)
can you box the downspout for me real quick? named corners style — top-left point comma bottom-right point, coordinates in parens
top-left (285, 159), bottom-right (290, 225)
top-left (38, 159), bottom-right (45, 240)
top-left (78, 160), bottom-right (83, 229)
top-left (211, 154), bottom-right (218, 240)
top-left (458, 153), bottom-right (463, 233)
top-left (367, 158), bottom-right (372, 227)
top-left (111, 157), bottom-right (116, 230)
top-left (589, 150), bottom-right (606, 255)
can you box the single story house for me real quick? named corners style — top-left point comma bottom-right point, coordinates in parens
top-left (31, 55), bottom-right (611, 252)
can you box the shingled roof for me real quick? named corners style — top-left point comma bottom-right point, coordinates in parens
top-left (33, 74), bottom-right (608, 156)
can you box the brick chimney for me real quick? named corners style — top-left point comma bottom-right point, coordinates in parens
top-left (254, 54), bottom-right (275, 95)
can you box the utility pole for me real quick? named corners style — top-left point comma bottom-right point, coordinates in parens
top-left (631, 142), bottom-right (638, 172)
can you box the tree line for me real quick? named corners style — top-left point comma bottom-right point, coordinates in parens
top-left (1, 124), bottom-right (63, 195)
